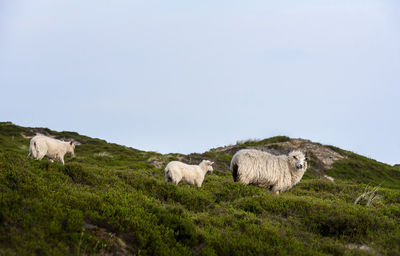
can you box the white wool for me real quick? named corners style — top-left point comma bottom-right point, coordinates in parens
top-left (230, 149), bottom-right (308, 194)
top-left (27, 135), bottom-right (76, 165)
top-left (164, 160), bottom-right (214, 187)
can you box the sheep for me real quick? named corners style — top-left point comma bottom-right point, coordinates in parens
top-left (164, 160), bottom-right (214, 187)
top-left (27, 134), bottom-right (76, 165)
top-left (230, 149), bottom-right (308, 194)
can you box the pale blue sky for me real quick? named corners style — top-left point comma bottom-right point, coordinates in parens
top-left (1, 1), bottom-right (399, 164)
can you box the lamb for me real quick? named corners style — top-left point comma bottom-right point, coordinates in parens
top-left (27, 134), bottom-right (76, 165)
top-left (230, 149), bottom-right (308, 194)
top-left (164, 160), bottom-right (214, 187)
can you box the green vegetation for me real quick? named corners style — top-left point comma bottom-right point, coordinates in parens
top-left (236, 136), bottom-right (291, 147)
top-left (326, 147), bottom-right (400, 190)
top-left (0, 122), bottom-right (399, 255)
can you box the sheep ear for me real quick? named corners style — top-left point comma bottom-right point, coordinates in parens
top-left (210, 161), bottom-right (214, 165)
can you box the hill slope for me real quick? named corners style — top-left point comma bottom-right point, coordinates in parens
top-left (0, 122), bottom-right (399, 255)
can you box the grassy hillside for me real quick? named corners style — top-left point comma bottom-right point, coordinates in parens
top-left (0, 122), bottom-right (399, 256)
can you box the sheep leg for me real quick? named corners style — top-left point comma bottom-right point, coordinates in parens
top-left (275, 191), bottom-right (280, 195)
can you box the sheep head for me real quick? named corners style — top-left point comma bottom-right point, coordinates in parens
top-left (200, 160), bottom-right (214, 172)
top-left (68, 141), bottom-right (76, 157)
top-left (288, 151), bottom-right (307, 170)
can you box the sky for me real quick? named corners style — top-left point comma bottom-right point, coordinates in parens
top-left (1, 0), bottom-right (399, 164)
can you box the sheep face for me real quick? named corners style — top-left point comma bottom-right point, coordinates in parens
top-left (207, 161), bottom-right (214, 172)
top-left (288, 151), bottom-right (307, 170)
top-left (68, 141), bottom-right (76, 157)
top-left (201, 160), bottom-right (214, 172)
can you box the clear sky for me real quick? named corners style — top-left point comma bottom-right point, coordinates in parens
top-left (1, 1), bottom-right (399, 164)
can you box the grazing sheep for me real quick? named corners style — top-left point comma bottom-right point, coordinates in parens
top-left (27, 135), bottom-right (76, 165)
top-left (230, 149), bottom-right (308, 194)
top-left (164, 160), bottom-right (214, 187)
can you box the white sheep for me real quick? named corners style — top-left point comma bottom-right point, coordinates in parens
top-left (230, 149), bottom-right (308, 194)
top-left (164, 160), bottom-right (214, 187)
top-left (27, 135), bottom-right (76, 165)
